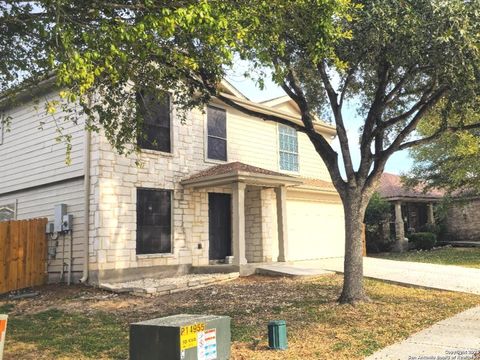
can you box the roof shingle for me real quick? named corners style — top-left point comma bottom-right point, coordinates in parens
top-left (378, 173), bottom-right (444, 199)
top-left (184, 162), bottom-right (290, 182)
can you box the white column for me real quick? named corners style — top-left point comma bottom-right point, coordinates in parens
top-left (232, 182), bottom-right (247, 266)
top-left (275, 186), bottom-right (289, 262)
top-left (427, 203), bottom-right (435, 225)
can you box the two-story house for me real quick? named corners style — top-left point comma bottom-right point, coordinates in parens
top-left (0, 79), bottom-right (345, 285)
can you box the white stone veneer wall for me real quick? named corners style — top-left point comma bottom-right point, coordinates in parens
top-left (245, 186), bottom-right (262, 263)
top-left (88, 100), bottom-right (335, 277)
top-left (260, 188), bottom-right (279, 262)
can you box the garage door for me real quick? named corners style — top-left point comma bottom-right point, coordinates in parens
top-left (287, 199), bottom-right (345, 261)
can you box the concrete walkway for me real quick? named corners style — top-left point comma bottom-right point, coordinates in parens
top-left (366, 306), bottom-right (480, 359)
top-left (256, 264), bottom-right (333, 277)
top-left (299, 257), bottom-right (480, 295)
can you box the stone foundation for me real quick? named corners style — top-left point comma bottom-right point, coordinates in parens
top-left (100, 272), bottom-right (240, 297)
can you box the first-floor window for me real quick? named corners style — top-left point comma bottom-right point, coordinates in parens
top-left (136, 188), bottom-right (172, 254)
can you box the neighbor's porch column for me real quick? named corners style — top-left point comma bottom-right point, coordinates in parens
top-left (232, 182), bottom-right (247, 266)
top-left (427, 203), bottom-right (435, 225)
top-left (275, 186), bottom-right (289, 262)
top-left (393, 201), bottom-right (406, 252)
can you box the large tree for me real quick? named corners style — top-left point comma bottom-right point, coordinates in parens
top-left (2, 0), bottom-right (480, 303)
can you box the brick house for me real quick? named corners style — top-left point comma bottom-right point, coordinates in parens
top-left (0, 80), bottom-right (345, 285)
top-left (378, 173), bottom-right (442, 250)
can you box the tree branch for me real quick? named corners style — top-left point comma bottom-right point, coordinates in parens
top-left (280, 66), bottom-right (345, 189)
top-left (380, 86), bottom-right (448, 158)
top-left (397, 122), bottom-right (480, 151)
top-left (215, 93), bottom-right (307, 132)
top-left (339, 67), bottom-right (355, 109)
top-left (318, 61), bottom-right (355, 183)
top-left (363, 87), bottom-right (448, 194)
top-left (358, 59), bottom-right (390, 181)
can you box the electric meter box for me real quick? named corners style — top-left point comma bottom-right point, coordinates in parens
top-left (54, 204), bottom-right (67, 232)
top-left (130, 314), bottom-right (231, 360)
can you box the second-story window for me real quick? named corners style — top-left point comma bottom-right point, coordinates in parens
top-left (137, 90), bottom-right (171, 152)
top-left (207, 106), bottom-right (227, 161)
top-left (279, 125), bottom-right (299, 172)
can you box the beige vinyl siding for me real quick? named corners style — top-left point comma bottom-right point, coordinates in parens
top-left (227, 107), bottom-right (279, 170)
top-left (0, 178), bottom-right (85, 281)
top-left (225, 106), bottom-right (332, 181)
top-left (0, 93), bottom-right (85, 194)
top-left (296, 132), bottom-right (332, 180)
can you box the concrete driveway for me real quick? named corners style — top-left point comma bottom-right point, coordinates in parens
top-left (294, 257), bottom-right (480, 295)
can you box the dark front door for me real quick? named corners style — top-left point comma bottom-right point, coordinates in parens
top-left (208, 193), bottom-right (232, 260)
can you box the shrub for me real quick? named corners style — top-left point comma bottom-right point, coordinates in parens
top-left (366, 226), bottom-right (394, 253)
top-left (364, 193), bottom-right (393, 253)
top-left (408, 232), bottom-right (437, 250)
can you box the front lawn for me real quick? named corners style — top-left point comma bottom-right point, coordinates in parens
top-left (1, 275), bottom-right (479, 360)
top-left (374, 247), bottom-right (480, 269)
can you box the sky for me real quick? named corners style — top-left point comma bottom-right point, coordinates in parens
top-left (227, 72), bottom-right (413, 176)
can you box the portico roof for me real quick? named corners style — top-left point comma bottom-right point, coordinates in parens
top-left (181, 162), bottom-right (304, 188)
top-left (379, 173), bottom-right (444, 202)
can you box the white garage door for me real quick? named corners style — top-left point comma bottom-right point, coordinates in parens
top-left (287, 199), bottom-right (345, 261)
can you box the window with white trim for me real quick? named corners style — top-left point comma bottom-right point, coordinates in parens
top-left (278, 125), bottom-right (299, 172)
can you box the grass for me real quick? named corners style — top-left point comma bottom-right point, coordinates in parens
top-left (7, 309), bottom-right (127, 359)
top-left (373, 247), bottom-right (480, 268)
top-left (1, 275), bottom-right (479, 360)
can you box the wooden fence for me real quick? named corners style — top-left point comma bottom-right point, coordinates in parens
top-left (0, 218), bottom-right (48, 293)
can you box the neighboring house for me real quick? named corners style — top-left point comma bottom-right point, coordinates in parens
top-left (443, 196), bottom-right (480, 242)
top-left (0, 80), bottom-right (345, 285)
top-left (378, 173), bottom-right (480, 245)
top-left (378, 173), bottom-right (442, 248)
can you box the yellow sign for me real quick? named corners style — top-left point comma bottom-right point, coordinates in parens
top-left (180, 323), bottom-right (206, 351)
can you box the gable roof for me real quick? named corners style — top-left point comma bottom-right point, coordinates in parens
top-left (182, 161), bottom-right (337, 193)
top-left (378, 173), bottom-right (444, 201)
top-left (184, 161), bottom-right (287, 181)
top-left (219, 79), bottom-right (249, 100)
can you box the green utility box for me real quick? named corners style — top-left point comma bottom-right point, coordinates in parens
top-left (130, 314), bottom-right (231, 360)
top-left (268, 320), bottom-right (288, 350)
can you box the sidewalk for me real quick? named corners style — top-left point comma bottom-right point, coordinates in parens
top-left (366, 306), bottom-right (480, 359)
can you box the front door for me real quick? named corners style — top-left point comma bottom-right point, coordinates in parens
top-left (208, 193), bottom-right (232, 260)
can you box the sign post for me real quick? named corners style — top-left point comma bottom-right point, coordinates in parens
top-left (0, 315), bottom-right (8, 360)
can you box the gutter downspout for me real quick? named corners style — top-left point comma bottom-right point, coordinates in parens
top-left (79, 124), bottom-right (91, 283)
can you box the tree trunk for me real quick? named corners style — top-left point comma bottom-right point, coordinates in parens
top-left (338, 193), bottom-right (370, 304)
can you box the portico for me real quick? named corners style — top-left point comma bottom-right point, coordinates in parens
top-left (181, 162), bottom-right (303, 267)
top-left (378, 173), bottom-right (444, 252)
